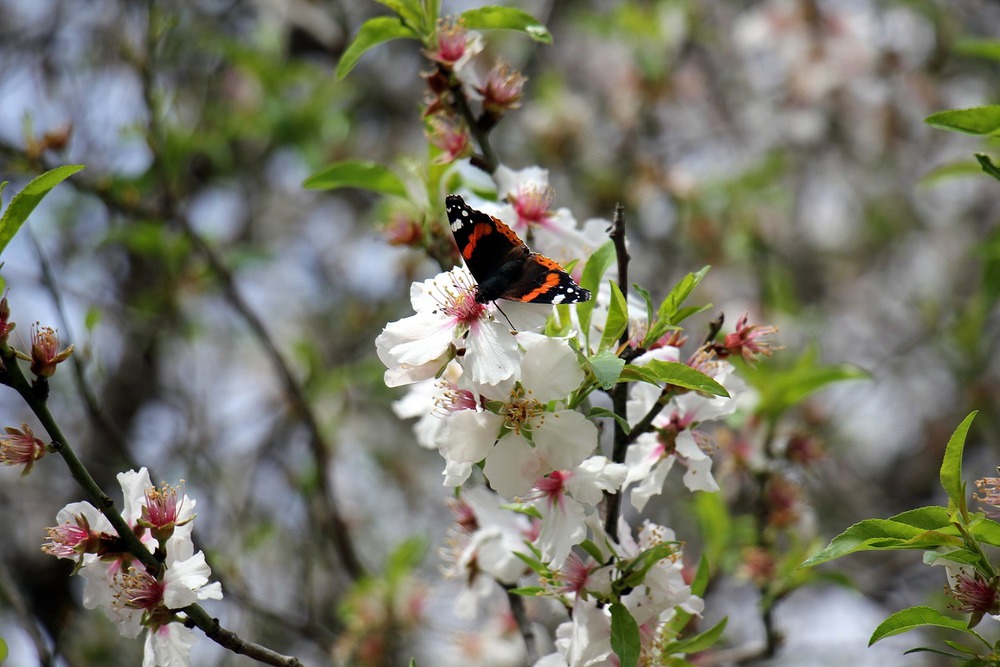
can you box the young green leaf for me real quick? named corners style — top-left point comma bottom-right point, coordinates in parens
top-left (644, 360), bottom-right (729, 397)
top-left (925, 106), bottom-right (1000, 137)
top-left (975, 154), bottom-right (1000, 182)
top-left (576, 240), bottom-right (616, 340)
top-left (336, 16), bottom-right (418, 81)
top-left (588, 349), bottom-right (626, 390)
top-left (460, 6), bottom-right (552, 44)
top-left (0, 165), bottom-right (85, 260)
top-left (657, 266), bottom-right (709, 324)
top-left (941, 411), bottom-right (977, 516)
top-left (610, 603), bottom-right (641, 667)
top-left (802, 518), bottom-right (961, 567)
top-left (618, 363), bottom-right (662, 385)
top-left (599, 281), bottom-right (629, 351)
top-left (662, 617), bottom-right (728, 655)
top-left (969, 517), bottom-right (1000, 549)
top-left (375, 0), bottom-right (427, 34)
top-left (869, 606), bottom-right (970, 646)
top-left (303, 159), bottom-right (408, 197)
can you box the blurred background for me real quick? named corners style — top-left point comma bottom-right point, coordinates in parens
top-left (1, 0), bottom-right (998, 665)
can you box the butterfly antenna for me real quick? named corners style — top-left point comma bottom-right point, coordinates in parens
top-left (494, 302), bottom-right (517, 331)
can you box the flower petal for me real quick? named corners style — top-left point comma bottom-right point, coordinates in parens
top-left (533, 410), bottom-right (597, 472)
top-left (439, 410), bottom-right (503, 463)
top-left (484, 434), bottom-right (541, 499)
top-left (520, 337), bottom-right (583, 402)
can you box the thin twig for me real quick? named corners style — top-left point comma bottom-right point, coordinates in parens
top-left (604, 203), bottom-right (632, 539)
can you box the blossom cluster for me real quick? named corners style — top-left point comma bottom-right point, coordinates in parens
top-left (42, 468), bottom-right (222, 667)
top-left (376, 159), bottom-right (764, 663)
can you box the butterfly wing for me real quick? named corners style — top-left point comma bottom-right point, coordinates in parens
top-left (499, 253), bottom-right (591, 304)
top-left (445, 194), bottom-right (591, 305)
top-left (446, 194), bottom-right (525, 284)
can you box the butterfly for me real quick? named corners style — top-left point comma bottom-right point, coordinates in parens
top-left (445, 194), bottom-right (591, 305)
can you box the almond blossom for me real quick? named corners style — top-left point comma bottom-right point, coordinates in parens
top-left (436, 335), bottom-right (597, 498)
top-left (624, 351), bottom-right (744, 510)
top-left (528, 456), bottom-right (627, 566)
top-left (42, 468), bottom-right (221, 667)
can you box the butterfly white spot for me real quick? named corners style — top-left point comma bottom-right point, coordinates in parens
top-left (551, 294), bottom-right (566, 305)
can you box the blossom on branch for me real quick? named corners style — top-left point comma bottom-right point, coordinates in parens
top-left (0, 422), bottom-right (47, 475)
top-left (42, 468), bottom-right (221, 667)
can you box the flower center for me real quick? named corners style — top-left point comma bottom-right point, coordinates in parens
top-left (502, 386), bottom-right (543, 435)
top-left (437, 275), bottom-right (487, 326)
top-left (512, 184), bottom-right (554, 225)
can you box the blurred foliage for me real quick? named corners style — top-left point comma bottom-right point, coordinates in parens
top-left (0, 0), bottom-right (999, 665)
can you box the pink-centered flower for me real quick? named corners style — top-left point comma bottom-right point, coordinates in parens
top-left (426, 113), bottom-right (472, 165)
top-left (442, 487), bottom-right (532, 617)
top-left (377, 267), bottom-right (526, 388)
top-left (425, 18), bottom-right (483, 72)
top-left (624, 350), bottom-right (743, 510)
top-left (0, 422), bottom-right (46, 475)
top-left (718, 312), bottom-right (778, 363)
top-left (480, 61), bottom-right (527, 115)
top-left (437, 336), bottom-right (597, 498)
top-left (29, 323), bottom-right (74, 378)
top-left (492, 166), bottom-right (610, 261)
top-left (529, 457), bottom-right (627, 566)
top-left (139, 482), bottom-right (195, 542)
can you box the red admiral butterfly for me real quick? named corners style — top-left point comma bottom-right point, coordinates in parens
top-left (446, 195), bottom-right (591, 305)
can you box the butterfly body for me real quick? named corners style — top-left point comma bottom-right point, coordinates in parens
top-left (445, 194), bottom-right (591, 305)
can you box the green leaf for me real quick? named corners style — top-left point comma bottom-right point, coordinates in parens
top-left (506, 586), bottom-right (545, 596)
top-left (460, 6), bottom-right (552, 44)
top-left (336, 16), bottom-right (417, 81)
top-left (610, 603), bottom-right (641, 667)
top-left (577, 241), bottom-right (616, 341)
top-left (512, 550), bottom-right (547, 576)
top-left (974, 154), bottom-right (1000, 182)
top-left (303, 159), bottom-right (408, 197)
top-left (869, 606), bottom-right (970, 646)
top-left (619, 363), bottom-right (661, 385)
top-left (925, 106), bottom-right (1000, 137)
top-left (374, 0), bottom-right (426, 32)
top-left (0, 636), bottom-right (7, 662)
top-left (645, 266), bottom-right (710, 345)
top-left (588, 349), bottom-right (626, 390)
top-left (599, 281), bottom-right (629, 351)
top-left (633, 283), bottom-right (654, 328)
top-left (663, 617), bottom-right (728, 655)
top-left (0, 165), bottom-right (85, 259)
top-left (802, 519), bottom-right (961, 567)
top-left (644, 360), bottom-right (729, 397)
top-left (889, 506), bottom-right (951, 530)
top-left (969, 517), bottom-right (1000, 549)
top-left (955, 38), bottom-right (1000, 62)
top-left (941, 412), bottom-right (977, 514)
top-left (657, 266), bottom-right (709, 324)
